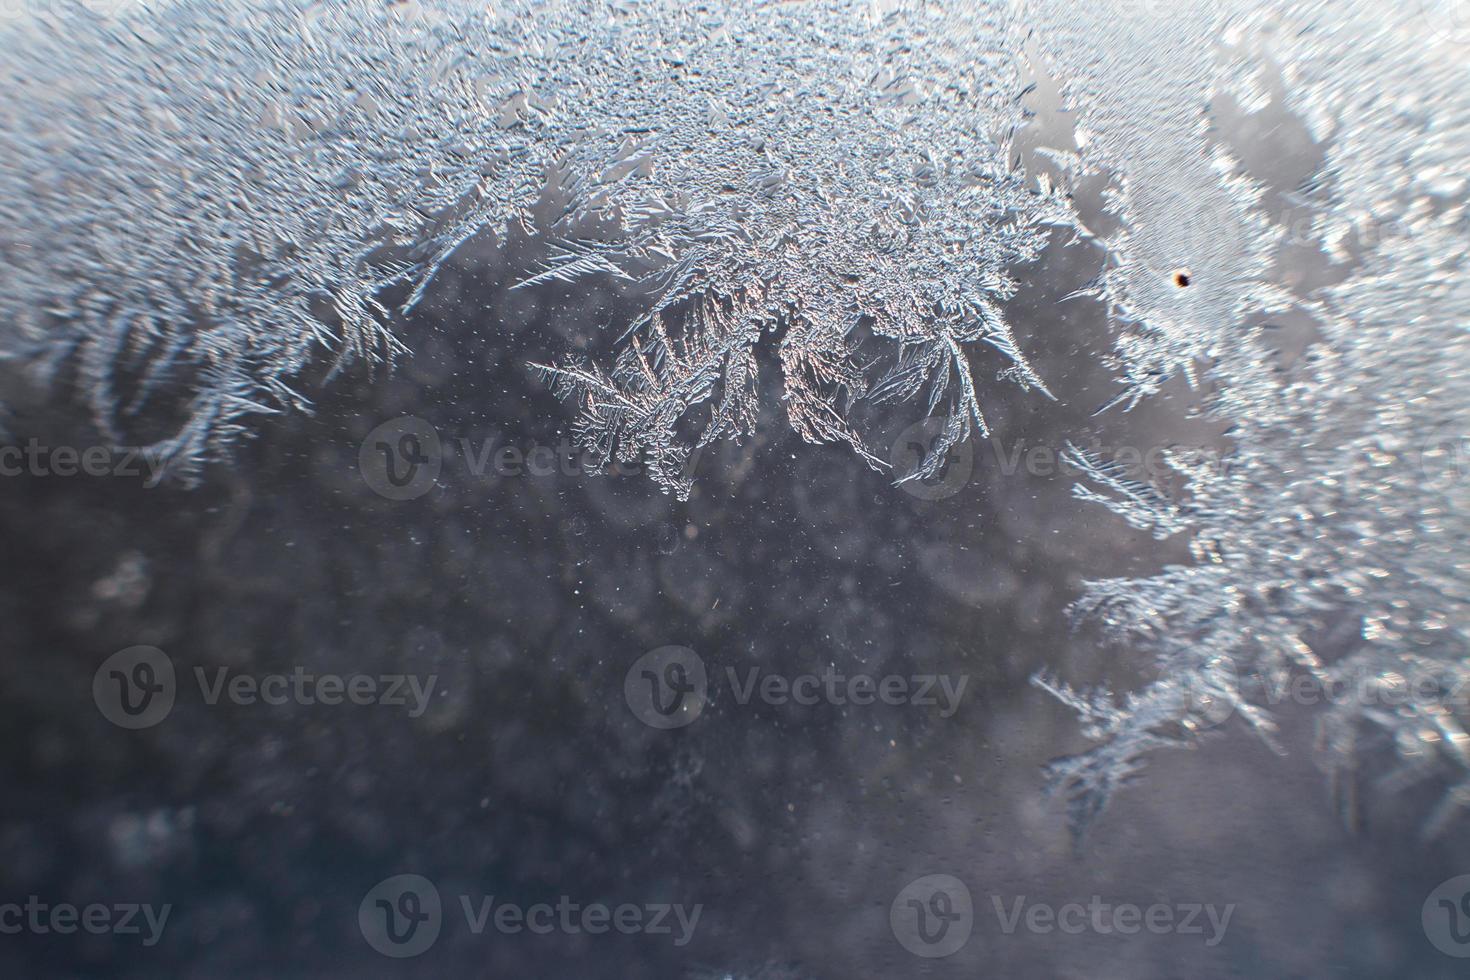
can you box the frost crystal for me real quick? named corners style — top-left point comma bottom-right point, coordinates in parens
top-left (1025, 0), bottom-right (1470, 839)
top-left (3, 0), bottom-right (1468, 843)
top-left (525, 0), bottom-right (1071, 497)
top-left (2, 0), bottom-right (521, 474)
top-left (1016, 0), bottom-right (1289, 408)
top-left (0, 0), bottom-right (1071, 492)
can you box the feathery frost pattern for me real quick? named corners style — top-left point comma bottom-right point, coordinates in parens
top-left (1, 0), bottom-right (1468, 841)
top-left (0, 0), bottom-right (1069, 491)
top-left (1023, 0), bottom-right (1470, 839)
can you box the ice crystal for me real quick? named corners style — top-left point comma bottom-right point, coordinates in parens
top-left (1, 0), bottom-right (530, 475)
top-left (3, 0), bottom-right (1468, 844)
top-left (526, 0), bottom-right (1071, 497)
top-left (0, 0), bottom-right (1071, 492)
top-left (1026, 0), bottom-right (1470, 839)
top-left (1016, 0), bottom-right (1290, 409)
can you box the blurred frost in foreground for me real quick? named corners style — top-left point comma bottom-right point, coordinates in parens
top-left (0, 0), bottom-right (1467, 839)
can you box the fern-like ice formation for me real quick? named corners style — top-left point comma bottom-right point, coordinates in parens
top-left (524, 0), bottom-right (1072, 497)
top-left (3, 0), bottom-right (1468, 842)
top-left (0, 0), bottom-right (1070, 490)
top-left (1023, 0), bottom-right (1470, 839)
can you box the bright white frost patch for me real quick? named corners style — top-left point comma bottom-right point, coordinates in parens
top-left (0, 0), bottom-right (1070, 492)
top-left (1022, 0), bottom-right (1470, 838)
